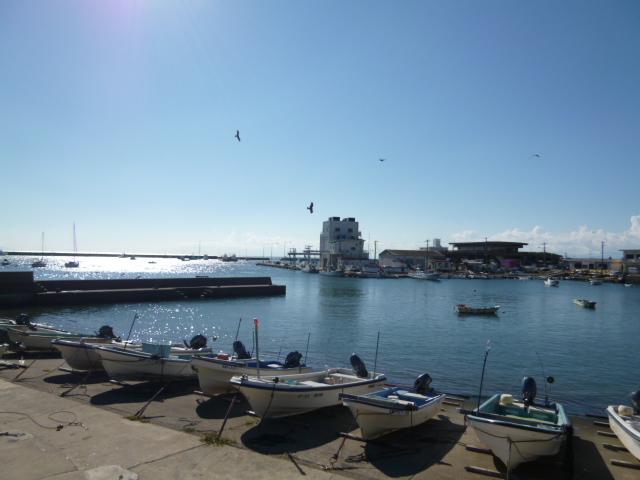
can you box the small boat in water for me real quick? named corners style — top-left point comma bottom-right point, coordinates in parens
top-left (463, 377), bottom-right (571, 471)
top-left (607, 390), bottom-right (640, 461)
top-left (408, 269), bottom-right (440, 281)
top-left (319, 268), bottom-right (344, 277)
top-left (573, 298), bottom-right (596, 309)
top-left (192, 341), bottom-right (311, 396)
top-left (1, 258), bottom-right (10, 266)
top-left (589, 279), bottom-right (602, 286)
top-left (544, 277), bottom-right (559, 287)
top-left (301, 264), bottom-right (319, 273)
top-left (456, 304), bottom-right (500, 315)
top-left (625, 283), bottom-right (633, 287)
top-left (231, 354), bottom-right (386, 419)
top-left (341, 373), bottom-right (445, 439)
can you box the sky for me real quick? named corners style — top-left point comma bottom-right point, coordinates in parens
top-left (1, 0), bottom-right (639, 257)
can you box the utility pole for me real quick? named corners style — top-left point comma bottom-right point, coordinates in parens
top-left (601, 240), bottom-right (605, 274)
top-left (425, 239), bottom-right (430, 270)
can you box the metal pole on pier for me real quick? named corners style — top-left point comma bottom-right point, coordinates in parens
top-left (301, 332), bottom-right (310, 373)
top-left (254, 318), bottom-right (260, 378)
top-left (124, 313), bottom-right (139, 350)
top-left (372, 331), bottom-right (380, 378)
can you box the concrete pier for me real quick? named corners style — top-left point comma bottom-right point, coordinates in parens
top-left (1, 354), bottom-right (638, 480)
top-left (0, 272), bottom-right (285, 307)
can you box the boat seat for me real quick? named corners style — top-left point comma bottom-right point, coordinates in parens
top-left (330, 373), bottom-right (360, 382)
top-left (300, 380), bottom-right (327, 387)
top-left (396, 391), bottom-right (426, 400)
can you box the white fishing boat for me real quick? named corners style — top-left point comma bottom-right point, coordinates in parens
top-left (464, 377), bottom-right (571, 470)
top-left (95, 343), bottom-right (209, 382)
top-left (341, 374), bottom-right (445, 439)
top-left (319, 268), bottom-right (344, 277)
top-left (6, 325), bottom-right (104, 350)
top-left (301, 264), bottom-right (319, 273)
top-left (544, 277), bottom-right (559, 287)
top-left (231, 354), bottom-right (386, 419)
top-left (573, 298), bottom-right (596, 309)
top-left (53, 334), bottom-right (210, 372)
top-left (606, 391), bottom-right (640, 461)
top-left (192, 344), bottom-right (311, 396)
top-left (625, 283), bottom-right (633, 287)
top-left (0, 315), bottom-right (68, 335)
top-left (408, 269), bottom-right (440, 281)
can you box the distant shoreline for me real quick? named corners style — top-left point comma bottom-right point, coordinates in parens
top-left (2, 251), bottom-right (266, 260)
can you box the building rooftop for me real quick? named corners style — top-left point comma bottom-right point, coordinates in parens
top-left (450, 241), bottom-right (528, 248)
top-left (379, 249), bottom-right (446, 259)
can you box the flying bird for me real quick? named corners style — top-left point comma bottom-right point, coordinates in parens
top-left (307, 202), bottom-right (314, 214)
top-left (530, 153), bottom-right (541, 159)
top-left (379, 158), bottom-right (386, 162)
top-left (235, 130), bottom-right (241, 142)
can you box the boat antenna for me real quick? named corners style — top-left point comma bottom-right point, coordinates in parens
top-left (372, 330), bottom-right (381, 379)
top-left (536, 351), bottom-right (554, 406)
top-left (476, 340), bottom-right (491, 411)
top-left (301, 332), bottom-right (310, 373)
top-left (254, 318), bottom-right (260, 378)
top-left (124, 313), bottom-right (139, 350)
top-left (233, 317), bottom-right (242, 350)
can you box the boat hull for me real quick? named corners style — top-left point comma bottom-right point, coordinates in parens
top-left (232, 369), bottom-right (386, 419)
top-left (342, 391), bottom-right (445, 439)
top-left (96, 347), bottom-right (198, 382)
top-left (7, 328), bottom-right (89, 350)
top-left (467, 414), bottom-right (567, 469)
top-left (191, 356), bottom-right (312, 396)
top-left (607, 406), bottom-right (640, 461)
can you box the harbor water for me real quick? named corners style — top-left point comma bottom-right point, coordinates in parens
top-left (2, 256), bottom-right (638, 415)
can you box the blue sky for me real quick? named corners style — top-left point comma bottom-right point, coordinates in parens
top-left (1, 1), bottom-right (639, 256)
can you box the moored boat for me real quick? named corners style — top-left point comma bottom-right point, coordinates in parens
top-left (408, 270), bottom-right (440, 281)
top-left (230, 354), bottom-right (386, 419)
top-left (319, 268), bottom-right (344, 277)
top-left (341, 373), bottom-right (445, 439)
top-left (95, 342), bottom-right (210, 382)
top-left (463, 377), bottom-right (571, 471)
top-left (606, 390), bottom-right (640, 461)
top-left (53, 334), bottom-right (210, 372)
top-left (573, 298), bottom-right (596, 309)
top-left (192, 342), bottom-right (311, 396)
top-left (589, 279), bottom-right (602, 286)
top-left (6, 327), bottom-right (104, 351)
top-left (544, 277), bottom-right (559, 287)
top-left (456, 304), bottom-right (500, 315)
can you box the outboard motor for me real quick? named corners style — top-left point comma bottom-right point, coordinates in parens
top-left (350, 353), bottom-right (369, 378)
top-left (414, 373), bottom-right (433, 395)
top-left (522, 376), bottom-right (537, 408)
top-left (631, 389), bottom-right (640, 415)
top-left (96, 325), bottom-right (118, 340)
top-left (284, 351), bottom-right (302, 368)
top-left (15, 313), bottom-right (35, 330)
top-left (233, 340), bottom-right (251, 359)
top-left (184, 334), bottom-right (207, 350)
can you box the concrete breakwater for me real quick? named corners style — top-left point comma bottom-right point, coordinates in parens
top-left (0, 272), bottom-right (285, 307)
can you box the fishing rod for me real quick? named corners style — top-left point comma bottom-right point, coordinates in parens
top-left (254, 318), bottom-right (260, 378)
top-left (124, 313), bottom-right (139, 350)
top-left (476, 340), bottom-right (491, 411)
top-left (372, 331), bottom-right (380, 378)
top-left (301, 332), bottom-right (311, 373)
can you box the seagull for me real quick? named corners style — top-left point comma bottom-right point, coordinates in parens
top-left (307, 202), bottom-right (314, 214)
top-left (379, 158), bottom-right (386, 162)
top-left (530, 153), bottom-right (541, 159)
top-left (235, 130), bottom-right (241, 142)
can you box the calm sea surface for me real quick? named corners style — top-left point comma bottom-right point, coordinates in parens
top-left (2, 256), bottom-right (639, 415)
